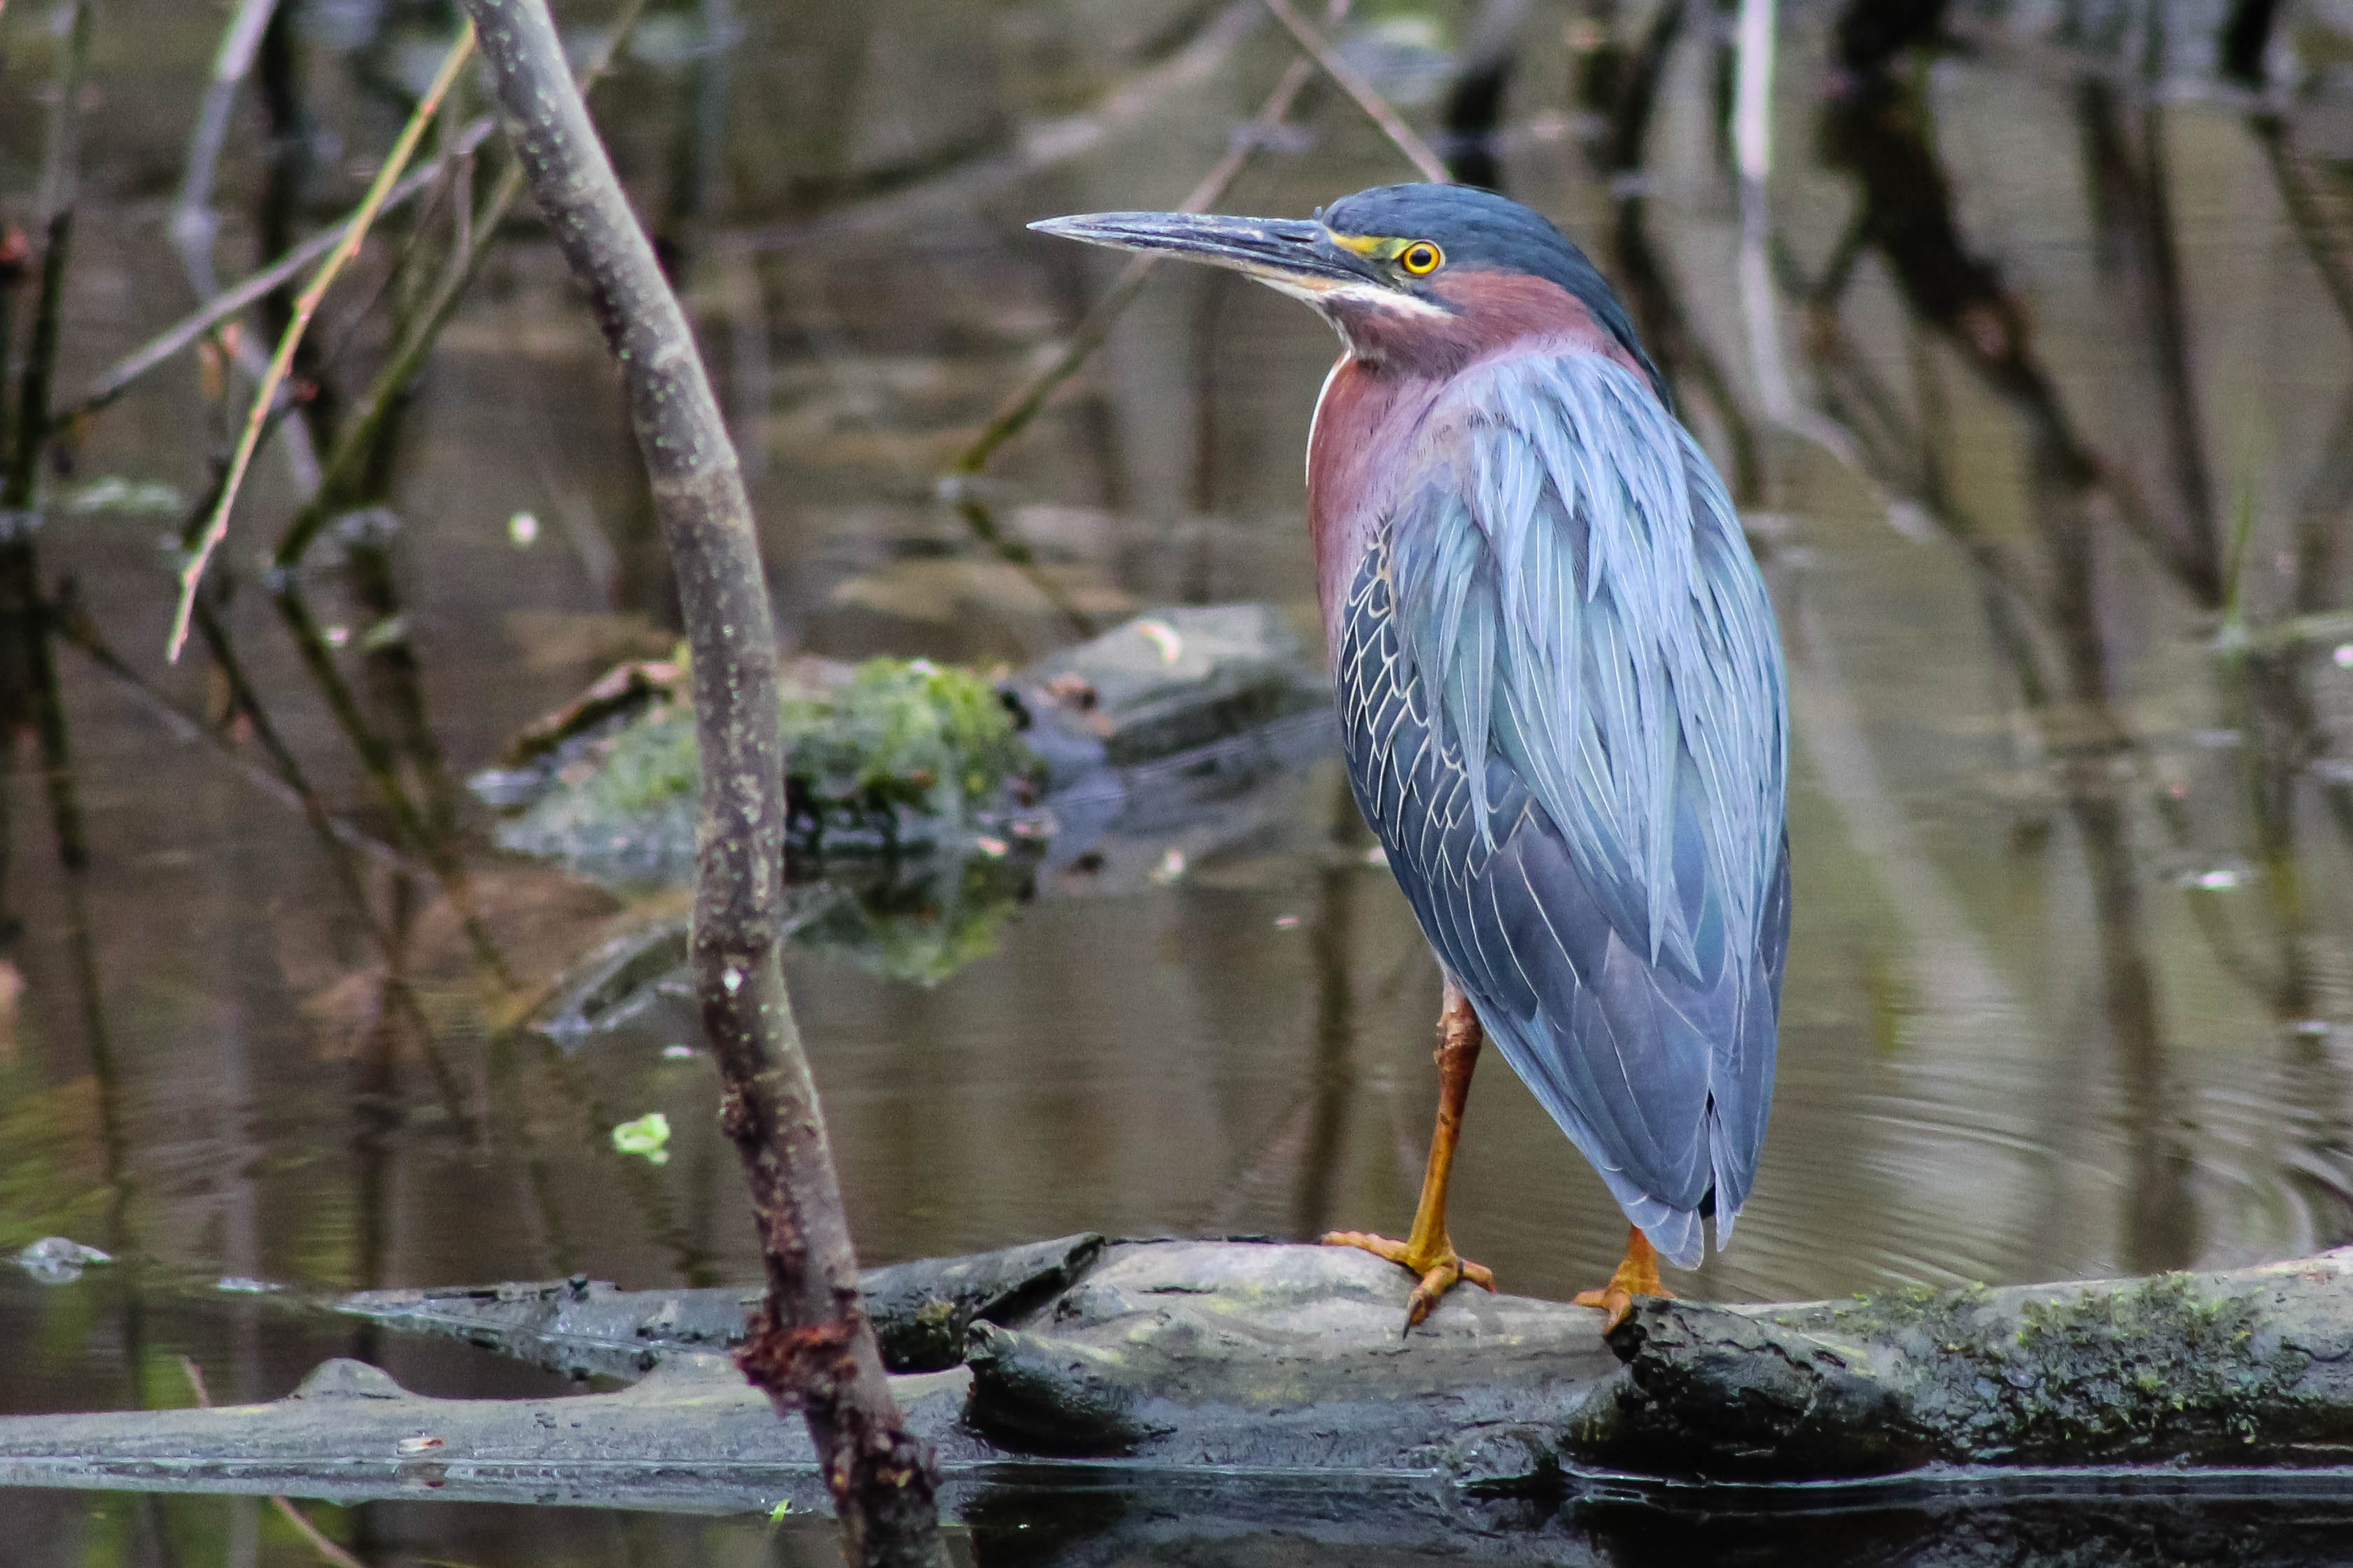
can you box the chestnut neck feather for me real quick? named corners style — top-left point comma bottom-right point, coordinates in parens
top-left (1304, 269), bottom-right (1650, 658)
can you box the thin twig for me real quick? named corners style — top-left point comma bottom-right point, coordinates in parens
top-left (168, 22), bottom-right (477, 663)
top-left (270, 581), bottom-right (513, 996)
top-left (51, 614), bottom-right (419, 877)
top-left (1258, 0), bottom-right (1449, 182)
top-left (57, 121), bottom-right (495, 432)
top-left (2256, 117), bottom-right (2353, 337)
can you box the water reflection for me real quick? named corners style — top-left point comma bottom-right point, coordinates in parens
top-left (2, 0), bottom-right (2353, 1558)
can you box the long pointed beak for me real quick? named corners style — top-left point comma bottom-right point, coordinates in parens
top-left (1027, 211), bottom-right (1379, 294)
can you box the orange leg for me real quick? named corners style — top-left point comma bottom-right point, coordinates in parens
top-left (1572, 1224), bottom-right (1671, 1332)
top-left (1323, 984), bottom-right (1497, 1331)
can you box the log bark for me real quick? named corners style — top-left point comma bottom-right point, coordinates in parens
top-left (451, 2), bottom-right (945, 1560)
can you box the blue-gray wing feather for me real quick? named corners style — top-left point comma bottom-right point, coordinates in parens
top-left (1334, 351), bottom-right (1789, 1267)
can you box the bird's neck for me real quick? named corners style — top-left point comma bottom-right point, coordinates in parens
top-left (1305, 355), bottom-right (1441, 661)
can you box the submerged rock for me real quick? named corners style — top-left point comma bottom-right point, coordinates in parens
top-left (477, 607), bottom-right (1326, 894)
top-left (1009, 603), bottom-right (1326, 788)
top-left (12, 1237), bottom-right (111, 1285)
top-left (498, 607), bottom-right (1338, 999)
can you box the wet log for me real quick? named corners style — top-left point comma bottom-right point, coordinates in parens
top-left (8, 1239), bottom-right (2353, 1531)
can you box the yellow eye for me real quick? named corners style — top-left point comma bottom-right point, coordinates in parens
top-left (1400, 241), bottom-right (1442, 276)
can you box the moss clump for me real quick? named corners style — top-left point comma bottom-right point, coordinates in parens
top-left (587, 658), bottom-right (1033, 835)
top-left (491, 657), bottom-right (1039, 885)
top-left (581, 703), bottom-right (699, 817)
top-left (1830, 1274), bottom-right (2308, 1462)
top-left (778, 658), bottom-right (1037, 833)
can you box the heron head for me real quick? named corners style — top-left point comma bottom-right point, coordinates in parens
top-left (1030, 183), bottom-right (1659, 383)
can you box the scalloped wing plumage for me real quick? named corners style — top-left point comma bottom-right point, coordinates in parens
top-left (1334, 351), bottom-right (1790, 1267)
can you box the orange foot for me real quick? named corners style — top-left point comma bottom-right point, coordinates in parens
top-left (1572, 1225), bottom-right (1669, 1333)
top-left (1323, 1229), bottom-right (1496, 1332)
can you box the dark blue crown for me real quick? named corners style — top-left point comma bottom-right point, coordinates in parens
top-left (1319, 185), bottom-right (1659, 390)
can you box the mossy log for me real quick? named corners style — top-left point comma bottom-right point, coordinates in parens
top-left (1575, 1250), bottom-right (2353, 1478)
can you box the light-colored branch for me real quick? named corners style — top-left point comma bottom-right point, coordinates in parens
top-left (170, 0), bottom-right (282, 276)
top-left (167, 22), bottom-right (477, 663)
top-left (171, 0), bottom-right (322, 497)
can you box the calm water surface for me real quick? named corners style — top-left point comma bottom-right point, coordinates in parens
top-left (3, 0), bottom-right (2353, 1561)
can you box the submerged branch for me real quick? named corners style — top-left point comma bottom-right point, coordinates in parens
top-left (177, 1355), bottom-right (370, 1568)
top-left (942, 6), bottom-right (1347, 632)
top-left (2256, 117), bottom-right (2353, 339)
top-left (456, 0), bottom-right (946, 1558)
top-left (1, 0), bottom-right (97, 875)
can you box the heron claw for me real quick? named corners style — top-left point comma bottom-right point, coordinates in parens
top-left (1321, 1229), bottom-right (1496, 1333)
top-left (1571, 1283), bottom-right (1638, 1333)
top-left (1573, 1229), bottom-right (1670, 1334)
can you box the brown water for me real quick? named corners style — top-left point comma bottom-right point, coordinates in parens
top-left (3, 0), bottom-right (2353, 1561)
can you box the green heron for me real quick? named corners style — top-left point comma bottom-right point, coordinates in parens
top-left (1033, 185), bottom-right (1790, 1332)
